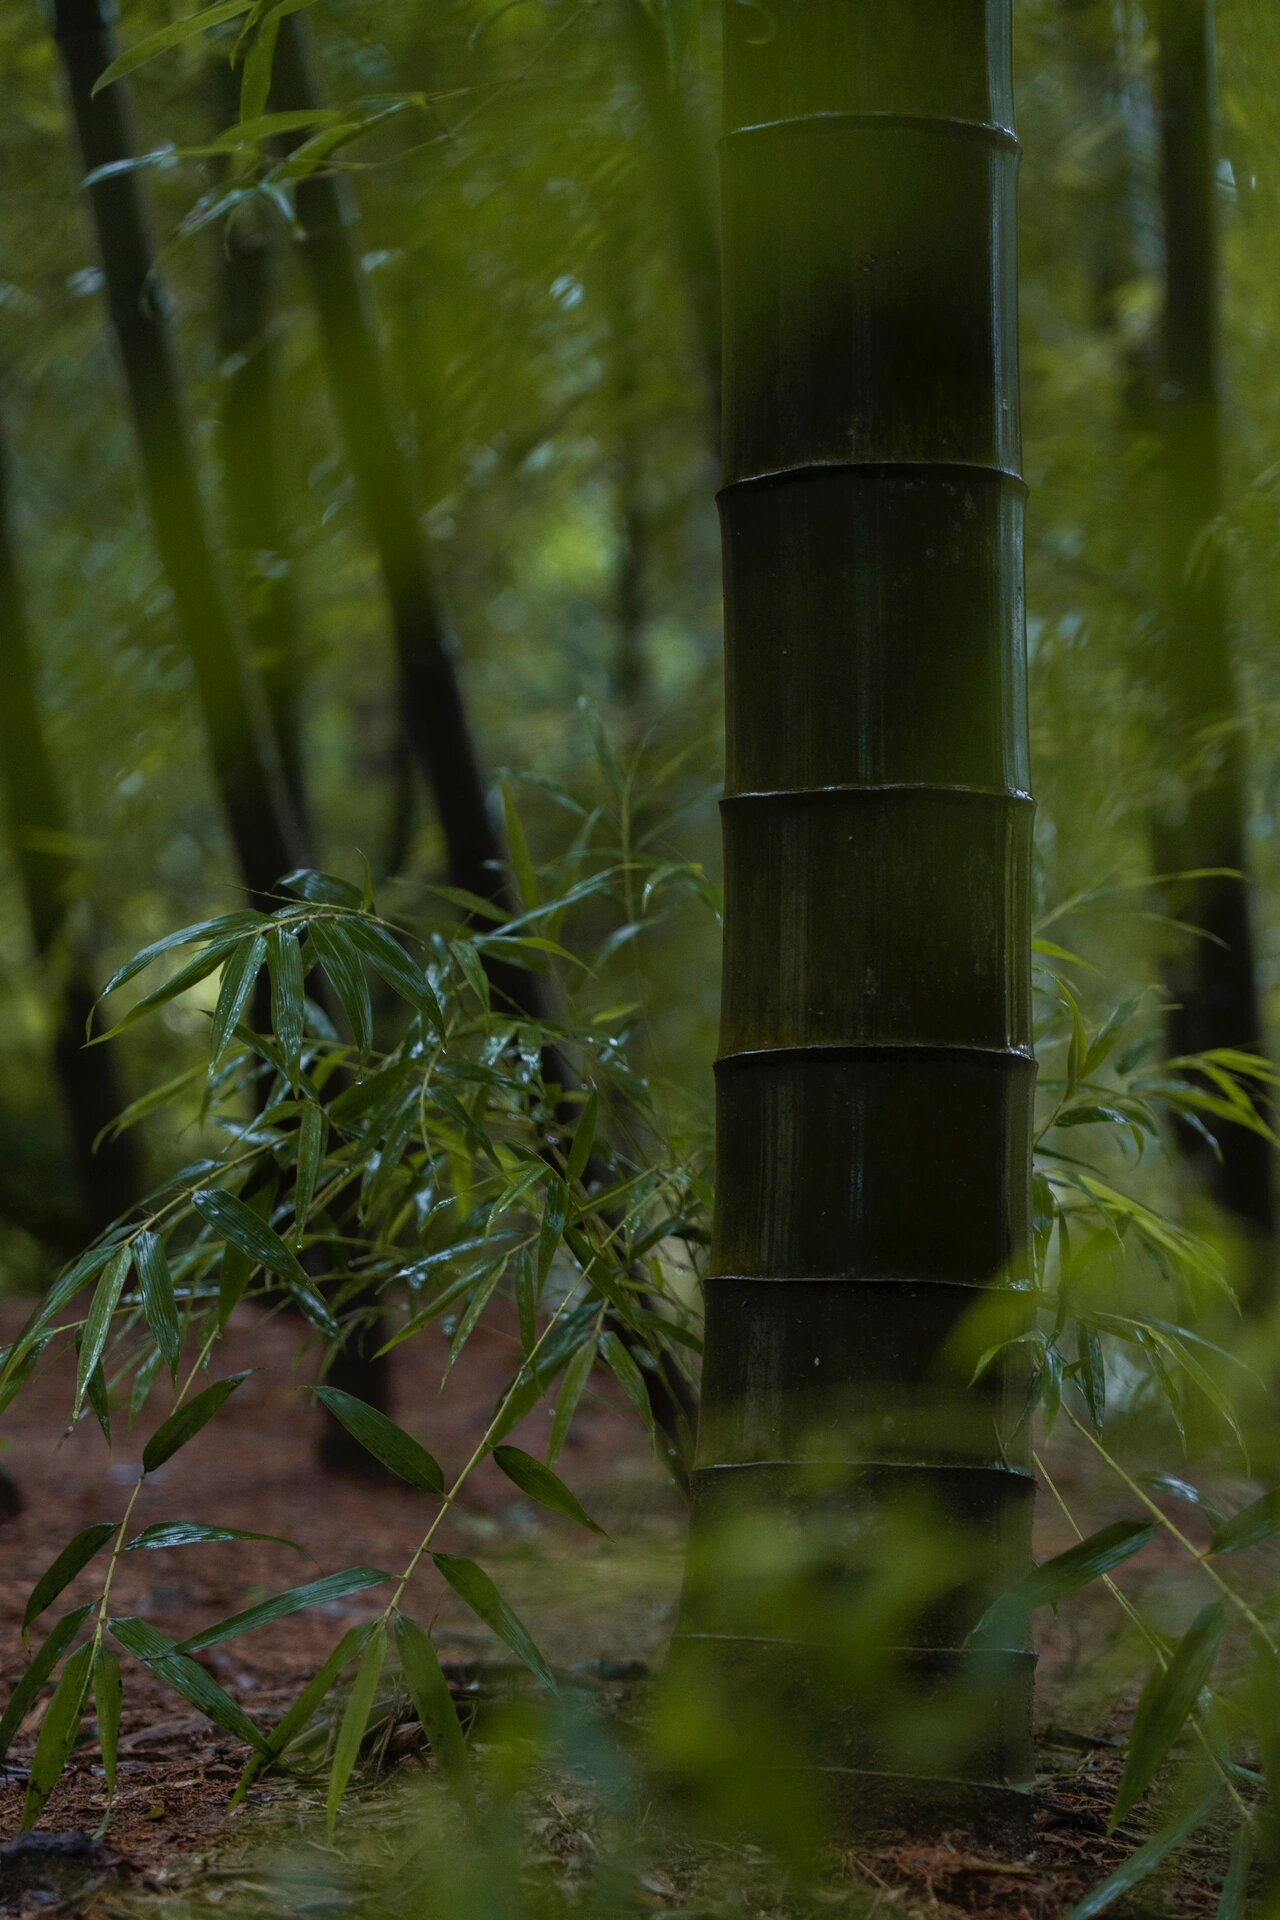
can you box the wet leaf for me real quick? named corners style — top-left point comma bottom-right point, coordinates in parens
top-left (294, 1102), bottom-right (325, 1242)
top-left (1067, 1795), bottom-right (1218, 1919)
top-left (74, 1245), bottom-right (133, 1419)
top-left (537, 1176), bottom-right (570, 1286)
top-left (210, 933), bottom-right (268, 1063)
top-left (179, 1566), bottom-right (391, 1653)
top-left (23, 1523), bottom-right (116, 1645)
top-left (394, 1613), bottom-right (472, 1802)
top-left (1109, 1603), bottom-right (1224, 1827)
top-left (312, 1387), bottom-right (444, 1493)
top-left (565, 1090), bottom-right (598, 1185)
top-left (433, 1553), bottom-right (557, 1692)
top-left (268, 925), bottom-right (306, 1088)
top-left (493, 1444), bottom-right (605, 1535)
top-left (108, 1615), bottom-right (267, 1750)
top-left (20, 1641), bottom-right (95, 1830)
top-left (134, 1231), bottom-right (181, 1378)
top-left (142, 1370), bottom-right (252, 1471)
top-left (1209, 1487), bottom-right (1280, 1556)
top-left (95, 1646), bottom-right (122, 1802)
top-left (0, 1607), bottom-right (93, 1761)
top-left (548, 1338), bottom-right (596, 1468)
top-left (231, 1624), bottom-right (375, 1807)
top-left (345, 917), bottom-right (443, 1030)
top-left (92, 0), bottom-right (255, 94)
top-left (326, 1622), bottom-right (387, 1836)
top-left (972, 1521), bottom-right (1156, 1644)
top-left (125, 1521), bottom-right (305, 1554)
top-left (310, 918), bottom-right (372, 1052)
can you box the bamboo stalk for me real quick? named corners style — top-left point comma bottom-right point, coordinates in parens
top-left (51, 0), bottom-right (304, 912)
top-left (675, 0), bottom-right (1036, 1829)
top-left (1154, 0), bottom-right (1274, 1277)
top-left (269, 15), bottom-right (508, 920)
top-left (216, 192), bottom-right (308, 828)
top-left (617, 0), bottom-right (721, 434)
top-left (0, 426), bottom-right (140, 1234)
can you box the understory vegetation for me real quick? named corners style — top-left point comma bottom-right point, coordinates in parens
top-left (4, 1), bottom-right (1280, 1916)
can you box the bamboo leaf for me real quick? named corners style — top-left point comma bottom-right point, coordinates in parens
top-left (85, 1358), bottom-right (112, 1443)
top-left (309, 918), bottom-right (372, 1052)
top-left (96, 910), bottom-right (263, 1001)
top-left (537, 1176), bottom-right (570, 1286)
top-left (91, 940), bottom-right (240, 1042)
top-left (432, 1554), bottom-right (557, 1692)
top-left (125, 1521), bottom-right (305, 1554)
top-left (1109, 1602), bottom-right (1224, 1828)
top-left (566, 1090), bottom-right (598, 1185)
top-left (267, 926), bottom-right (306, 1088)
top-left (109, 1616), bottom-right (267, 1750)
top-left (0, 1607), bottom-right (93, 1761)
top-left (238, 8), bottom-right (280, 124)
top-left (515, 1248), bottom-right (536, 1356)
top-left (134, 1231), bottom-right (181, 1378)
top-left (94, 1646), bottom-right (122, 1802)
top-left (232, 1623), bottom-right (374, 1806)
top-left (501, 781), bottom-right (540, 910)
top-left (74, 1245), bottom-right (133, 1418)
top-left (210, 933), bottom-right (268, 1063)
top-left (394, 1613), bottom-right (472, 1801)
top-left (326, 1623), bottom-right (387, 1836)
top-left (599, 1329), bottom-right (657, 1445)
top-left (972, 1521), bottom-right (1156, 1644)
top-left (548, 1338), bottom-right (596, 1468)
top-left (1216, 1826), bottom-right (1251, 1919)
top-left (0, 1243), bottom-right (116, 1394)
top-left (1067, 1795), bottom-right (1218, 1919)
top-left (178, 1567), bottom-right (391, 1654)
top-left (142, 1370), bottom-right (252, 1472)
top-left (193, 1187), bottom-right (306, 1285)
top-left (1209, 1487), bottom-right (1280, 1556)
top-left (23, 1524), bottom-right (116, 1645)
top-left (1077, 1325), bottom-right (1106, 1430)
top-left (344, 917), bottom-right (444, 1030)
top-left (294, 1102), bottom-right (325, 1242)
top-left (20, 1642), bottom-right (95, 1830)
top-left (493, 1444), bottom-right (605, 1535)
top-left (311, 1387), bottom-right (444, 1493)
top-left (91, 0), bottom-right (256, 93)
top-left (282, 868), bottom-right (363, 907)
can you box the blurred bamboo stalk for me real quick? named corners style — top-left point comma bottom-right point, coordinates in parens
top-left (216, 165), bottom-right (309, 828)
top-left (1155, 0), bottom-right (1275, 1280)
top-left (0, 426), bottom-right (140, 1237)
top-left (51, 0), bottom-right (305, 912)
top-left (270, 15), bottom-right (513, 922)
top-left (618, 0), bottom-right (721, 442)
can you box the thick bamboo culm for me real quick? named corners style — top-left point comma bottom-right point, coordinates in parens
top-left (676, 0), bottom-right (1036, 1825)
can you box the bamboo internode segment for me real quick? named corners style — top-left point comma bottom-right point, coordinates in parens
top-left (676, 0), bottom-right (1035, 1815)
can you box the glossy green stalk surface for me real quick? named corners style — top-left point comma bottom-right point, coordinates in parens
top-left (676, 0), bottom-right (1035, 1825)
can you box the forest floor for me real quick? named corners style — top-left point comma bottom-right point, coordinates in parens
top-left (0, 1299), bottom-right (1253, 1920)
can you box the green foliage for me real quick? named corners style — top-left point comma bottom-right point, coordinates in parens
top-left (3, 0), bottom-right (1280, 1905)
top-left (2, 791), bottom-right (1276, 1901)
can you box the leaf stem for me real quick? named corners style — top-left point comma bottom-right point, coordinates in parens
top-left (1063, 1408), bottom-right (1277, 1652)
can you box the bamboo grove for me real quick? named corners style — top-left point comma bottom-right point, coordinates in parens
top-left (2, 1), bottom-right (1280, 1912)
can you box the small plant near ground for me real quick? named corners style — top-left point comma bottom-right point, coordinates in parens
top-left (2, 750), bottom-right (1279, 1913)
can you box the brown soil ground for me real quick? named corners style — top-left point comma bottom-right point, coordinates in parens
top-left (0, 1299), bottom-right (1256, 1919)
